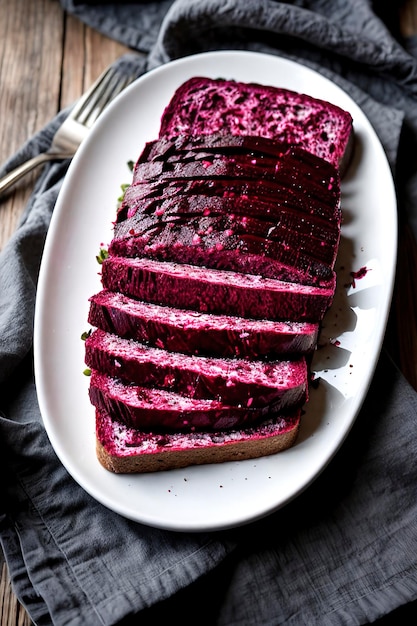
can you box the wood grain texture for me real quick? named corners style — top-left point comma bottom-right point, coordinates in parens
top-left (61, 12), bottom-right (129, 109)
top-left (0, 0), bottom-right (129, 252)
top-left (400, 0), bottom-right (417, 36)
top-left (0, 563), bottom-right (30, 626)
top-left (0, 0), bottom-right (63, 251)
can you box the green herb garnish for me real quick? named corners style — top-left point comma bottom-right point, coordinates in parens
top-left (117, 182), bottom-right (130, 206)
top-left (96, 248), bottom-right (109, 264)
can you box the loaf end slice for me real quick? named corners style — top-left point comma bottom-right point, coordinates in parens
top-left (96, 408), bottom-right (301, 473)
top-left (158, 76), bottom-right (354, 175)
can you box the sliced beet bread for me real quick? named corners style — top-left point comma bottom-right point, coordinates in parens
top-left (112, 139), bottom-right (341, 283)
top-left (85, 329), bottom-right (308, 409)
top-left (120, 183), bottom-right (341, 228)
top-left (101, 255), bottom-right (335, 322)
top-left (131, 146), bottom-right (340, 195)
top-left (158, 77), bottom-right (353, 174)
top-left (95, 407), bottom-right (301, 473)
top-left (85, 75), bottom-right (353, 473)
top-left (138, 133), bottom-right (295, 164)
top-left (121, 176), bottom-right (341, 223)
top-left (87, 290), bottom-right (320, 358)
top-left (110, 210), bottom-right (339, 272)
top-left (89, 370), bottom-right (301, 431)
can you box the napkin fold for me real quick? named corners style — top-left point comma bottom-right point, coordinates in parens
top-left (1, 1), bottom-right (417, 624)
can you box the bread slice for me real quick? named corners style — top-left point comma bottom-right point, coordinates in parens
top-left (121, 176), bottom-right (341, 223)
top-left (112, 139), bottom-right (341, 283)
top-left (131, 144), bottom-right (341, 188)
top-left (101, 256), bottom-right (335, 322)
top-left (128, 146), bottom-right (340, 218)
top-left (89, 370), bottom-right (305, 431)
top-left (95, 407), bottom-right (301, 474)
top-left (158, 77), bottom-right (353, 174)
top-left (87, 290), bottom-right (320, 358)
top-left (111, 210), bottom-right (339, 270)
top-left (85, 329), bottom-right (308, 409)
top-left (138, 133), bottom-right (296, 163)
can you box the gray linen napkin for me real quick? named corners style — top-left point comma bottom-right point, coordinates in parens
top-left (1, 1), bottom-right (417, 624)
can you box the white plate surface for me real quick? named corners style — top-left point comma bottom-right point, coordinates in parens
top-left (34, 51), bottom-right (397, 532)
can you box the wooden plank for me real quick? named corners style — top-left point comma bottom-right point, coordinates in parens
top-left (0, 0), bottom-right (63, 251)
top-left (61, 12), bottom-right (130, 109)
top-left (60, 12), bottom-right (87, 109)
top-left (394, 224), bottom-right (417, 389)
top-left (400, 0), bottom-right (417, 36)
top-left (1, 562), bottom-right (31, 626)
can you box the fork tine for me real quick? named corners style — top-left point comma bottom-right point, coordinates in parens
top-left (80, 72), bottom-right (133, 128)
top-left (70, 65), bottom-right (136, 128)
top-left (68, 66), bottom-right (115, 122)
top-left (72, 67), bottom-right (118, 126)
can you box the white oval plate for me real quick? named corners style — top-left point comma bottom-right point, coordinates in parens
top-left (34, 50), bottom-right (397, 532)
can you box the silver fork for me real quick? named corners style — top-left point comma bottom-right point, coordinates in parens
top-left (0, 63), bottom-right (136, 195)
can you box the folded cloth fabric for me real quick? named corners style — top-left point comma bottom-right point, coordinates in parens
top-left (1, 1), bottom-right (417, 624)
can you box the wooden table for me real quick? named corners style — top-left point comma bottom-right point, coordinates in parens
top-left (0, 1), bottom-right (416, 624)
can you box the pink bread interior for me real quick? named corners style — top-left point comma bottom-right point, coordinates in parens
top-left (158, 77), bottom-right (353, 174)
top-left (85, 329), bottom-right (308, 410)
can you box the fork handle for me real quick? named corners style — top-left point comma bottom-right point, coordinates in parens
top-left (0, 152), bottom-right (71, 195)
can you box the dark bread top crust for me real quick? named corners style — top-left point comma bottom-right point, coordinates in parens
top-left (117, 196), bottom-right (340, 250)
top-left (130, 146), bottom-right (340, 203)
top-left (158, 77), bottom-right (353, 174)
top-left (121, 173), bottom-right (340, 222)
top-left (95, 408), bottom-right (301, 473)
top-left (111, 210), bottom-right (339, 270)
top-left (138, 133), bottom-right (295, 163)
top-left (88, 290), bottom-right (319, 358)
